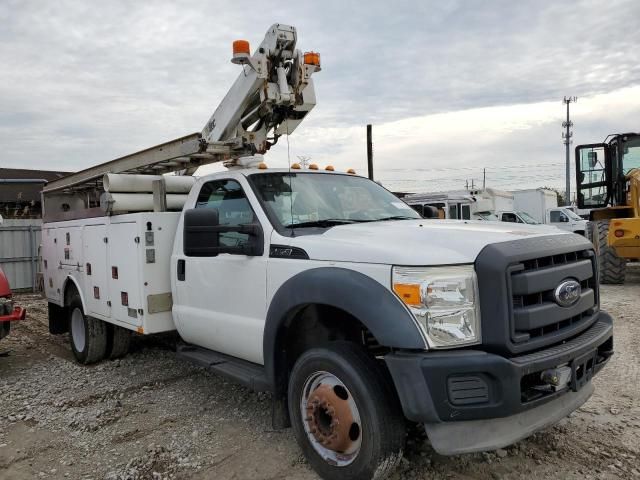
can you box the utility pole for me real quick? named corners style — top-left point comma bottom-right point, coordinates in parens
top-left (482, 168), bottom-right (486, 190)
top-left (366, 124), bottom-right (374, 180)
top-left (562, 96), bottom-right (577, 206)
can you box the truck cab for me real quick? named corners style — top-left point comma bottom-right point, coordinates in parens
top-left (546, 207), bottom-right (588, 235)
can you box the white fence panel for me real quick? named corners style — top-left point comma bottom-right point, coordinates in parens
top-left (0, 219), bottom-right (41, 291)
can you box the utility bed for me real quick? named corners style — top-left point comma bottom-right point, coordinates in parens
top-left (42, 212), bottom-right (180, 334)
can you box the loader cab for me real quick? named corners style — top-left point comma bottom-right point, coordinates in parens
top-left (576, 133), bottom-right (640, 209)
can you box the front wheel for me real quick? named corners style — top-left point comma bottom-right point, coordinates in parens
top-left (288, 342), bottom-right (405, 480)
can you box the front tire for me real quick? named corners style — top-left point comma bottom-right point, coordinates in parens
top-left (591, 220), bottom-right (626, 284)
top-left (288, 342), bottom-right (405, 480)
top-left (68, 292), bottom-right (107, 364)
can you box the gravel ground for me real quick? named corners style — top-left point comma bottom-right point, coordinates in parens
top-left (1, 265), bottom-right (639, 480)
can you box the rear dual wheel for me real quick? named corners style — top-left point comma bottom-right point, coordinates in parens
top-left (68, 293), bottom-right (107, 364)
top-left (288, 342), bottom-right (405, 480)
top-left (67, 291), bottom-right (131, 364)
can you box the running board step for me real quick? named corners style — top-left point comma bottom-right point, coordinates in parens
top-left (176, 344), bottom-right (271, 392)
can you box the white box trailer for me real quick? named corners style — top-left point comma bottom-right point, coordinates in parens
top-left (42, 212), bottom-right (180, 334)
top-left (512, 188), bottom-right (558, 223)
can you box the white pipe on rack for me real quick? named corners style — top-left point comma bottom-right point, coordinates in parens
top-left (100, 193), bottom-right (189, 213)
top-left (103, 174), bottom-right (195, 194)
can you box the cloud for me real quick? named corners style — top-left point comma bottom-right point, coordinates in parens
top-left (0, 0), bottom-right (639, 198)
top-left (258, 86), bottom-right (640, 196)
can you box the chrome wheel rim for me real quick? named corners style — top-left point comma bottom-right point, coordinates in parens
top-left (300, 371), bottom-right (362, 466)
top-left (71, 307), bottom-right (86, 352)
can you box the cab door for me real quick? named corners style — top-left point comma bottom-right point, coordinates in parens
top-left (575, 143), bottom-right (610, 209)
top-left (172, 177), bottom-right (269, 365)
top-left (548, 209), bottom-right (571, 231)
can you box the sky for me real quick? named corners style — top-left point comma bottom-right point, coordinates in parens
top-left (1, 0), bottom-right (639, 196)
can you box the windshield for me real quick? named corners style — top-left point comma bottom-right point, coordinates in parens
top-left (249, 172), bottom-right (421, 228)
top-left (562, 208), bottom-right (583, 220)
top-left (475, 211), bottom-right (499, 221)
top-left (622, 137), bottom-right (640, 175)
top-left (516, 211), bottom-right (540, 224)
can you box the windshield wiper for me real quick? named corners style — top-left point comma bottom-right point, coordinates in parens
top-left (284, 219), bottom-right (356, 228)
top-left (375, 216), bottom-right (418, 221)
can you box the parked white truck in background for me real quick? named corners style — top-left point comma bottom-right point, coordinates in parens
top-left (512, 188), bottom-right (588, 235)
top-left (404, 188), bottom-right (508, 221)
top-left (40, 24), bottom-right (614, 480)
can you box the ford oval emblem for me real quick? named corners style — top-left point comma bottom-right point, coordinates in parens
top-left (554, 280), bottom-right (581, 307)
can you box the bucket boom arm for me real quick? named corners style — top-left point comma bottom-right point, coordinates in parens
top-left (202, 23), bottom-right (320, 166)
top-left (43, 23), bottom-right (320, 197)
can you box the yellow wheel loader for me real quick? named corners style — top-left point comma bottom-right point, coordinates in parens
top-left (576, 133), bottom-right (640, 284)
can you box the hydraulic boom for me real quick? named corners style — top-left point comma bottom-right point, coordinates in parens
top-left (42, 24), bottom-right (320, 213)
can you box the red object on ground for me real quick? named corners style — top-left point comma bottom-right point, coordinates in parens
top-left (0, 267), bottom-right (26, 323)
top-left (0, 267), bottom-right (11, 298)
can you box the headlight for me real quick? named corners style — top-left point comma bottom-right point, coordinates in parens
top-left (392, 265), bottom-right (481, 348)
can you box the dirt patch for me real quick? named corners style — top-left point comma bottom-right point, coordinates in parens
top-left (1, 266), bottom-right (639, 480)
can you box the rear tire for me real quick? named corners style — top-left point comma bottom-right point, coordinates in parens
top-left (68, 291), bottom-right (107, 364)
top-left (288, 342), bottom-right (405, 480)
top-left (106, 324), bottom-right (132, 359)
top-left (591, 220), bottom-right (626, 284)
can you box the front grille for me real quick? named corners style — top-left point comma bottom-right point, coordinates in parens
top-left (509, 249), bottom-right (598, 351)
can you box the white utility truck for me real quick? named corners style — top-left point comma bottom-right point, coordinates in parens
top-left (404, 189), bottom-right (504, 221)
top-left (512, 188), bottom-right (588, 235)
top-left (41, 24), bottom-right (614, 480)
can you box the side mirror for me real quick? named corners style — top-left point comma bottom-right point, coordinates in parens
top-left (184, 208), bottom-right (220, 257)
top-left (183, 208), bottom-right (263, 257)
top-left (560, 215), bottom-right (569, 223)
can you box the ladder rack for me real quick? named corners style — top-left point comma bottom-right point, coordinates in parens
top-left (43, 133), bottom-right (204, 194)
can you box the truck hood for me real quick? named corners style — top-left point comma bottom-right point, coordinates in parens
top-left (288, 220), bottom-right (567, 265)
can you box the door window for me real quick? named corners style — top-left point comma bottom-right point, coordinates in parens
top-left (195, 179), bottom-right (255, 248)
top-left (576, 145), bottom-right (608, 207)
top-left (501, 213), bottom-right (518, 223)
top-left (549, 210), bottom-right (569, 223)
top-left (461, 205), bottom-right (471, 220)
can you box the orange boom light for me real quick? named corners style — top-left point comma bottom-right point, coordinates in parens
top-left (233, 40), bottom-right (251, 56)
top-left (304, 51), bottom-right (321, 67)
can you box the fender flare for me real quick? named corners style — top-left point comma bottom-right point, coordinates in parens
top-left (263, 267), bottom-right (426, 393)
top-left (62, 274), bottom-right (87, 312)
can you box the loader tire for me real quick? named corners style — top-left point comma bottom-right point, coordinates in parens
top-left (585, 222), bottom-right (593, 243)
top-left (68, 291), bottom-right (107, 364)
top-left (106, 324), bottom-right (132, 359)
top-left (591, 220), bottom-right (626, 284)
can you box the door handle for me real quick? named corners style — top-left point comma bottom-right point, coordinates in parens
top-left (177, 259), bottom-right (185, 281)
